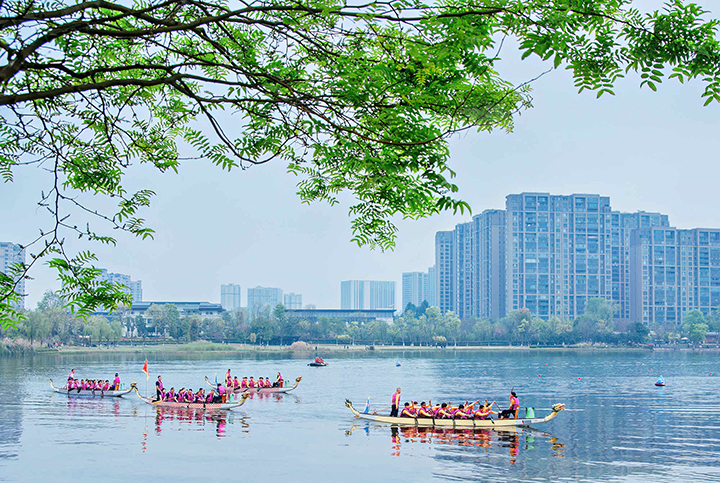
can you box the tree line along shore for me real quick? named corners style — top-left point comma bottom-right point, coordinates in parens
top-left (2, 293), bottom-right (717, 357)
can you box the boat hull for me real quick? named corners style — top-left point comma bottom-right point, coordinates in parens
top-left (133, 387), bottom-right (250, 410)
top-left (50, 380), bottom-right (136, 397)
top-left (206, 376), bottom-right (302, 395)
top-left (308, 363), bottom-right (327, 367)
top-left (237, 376), bottom-right (302, 394)
top-left (345, 400), bottom-right (565, 429)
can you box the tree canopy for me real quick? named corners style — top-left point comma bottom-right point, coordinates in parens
top-left (2, 0), bottom-right (720, 326)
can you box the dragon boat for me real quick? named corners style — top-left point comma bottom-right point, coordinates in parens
top-left (50, 380), bottom-right (137, 397)
top-left (345, 400), bottom-right (565, 429)
top-left (133, 386), bottom-right (250, 410)
top-left (204, 376), bottom-right (303, 395)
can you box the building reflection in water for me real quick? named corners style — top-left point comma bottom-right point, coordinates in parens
top-left (348, 424), bottom-right (564, 461)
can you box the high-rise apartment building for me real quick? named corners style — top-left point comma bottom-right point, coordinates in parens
top-left (609, 212), bottom-right (669, 321)
top-left (435, 231), bottom-right (455, 313)
top-left (1, 242), bottom-right (26, 309)
top-left (221, 283), bottom-right (242, 311)
top-left (454, 222), bottom-right (474, 319)
top-left (97, 269), bottom-right (142, 304)
top-left (426, 265), bottom-right (436, 307)
top-left (283, 292), bottom-right (302, 309)
top-left (247, 286), bottom-right (283, 312)
top-left (474, 210), bottom-right (507, 320)
top-left (341, 280), bottom-right (395, 310)
top-left (402, 272), bottom-right (429, 309)
top-left (630, 227), bottom-right (720, 325)
top-left (432, 192), bottom-right (708, 325)
top-left (506, 193), bottom-right (614, 319)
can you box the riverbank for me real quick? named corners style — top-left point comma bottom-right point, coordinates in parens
top-left (5, 340), bottom-right (697, 357)
top-left (5, 338), bottom-right (715, 357)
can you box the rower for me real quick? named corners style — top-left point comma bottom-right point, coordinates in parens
top-left (400, 402), bottom-right (415, 418)
top-left (112, 373), bottom-right (121, 390)
top-left (232, 376), bottom-right (239, 388)
top-left (436, 403), bottom-right (452, 419)
top-left (225, 369), bottom-right (232, 386)
top-left (474, 400), bottom-right (496, 419)
top-left (240, 377), bottom-right (248, 389)
top-left (217, 383), bottom-right (227, 403)
top-left (248, 377), bottom-right (255, 388)
top-left (416, 402), bottom-right (433, 418)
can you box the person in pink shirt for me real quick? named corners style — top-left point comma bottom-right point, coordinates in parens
top-left (232, 376), bottom-right (239, 389)
top-left (248, 377), bottom-right (255, 388)
top-left (390, 388), bottom-right (401, 417)
top-left (112, 373), bottom-right (121, 390)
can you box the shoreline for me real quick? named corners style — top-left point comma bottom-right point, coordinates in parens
top-left (11, 341), bottom-right (715, 356)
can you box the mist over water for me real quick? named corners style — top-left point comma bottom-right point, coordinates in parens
top-left (1, 349), bottom-right (718, 482)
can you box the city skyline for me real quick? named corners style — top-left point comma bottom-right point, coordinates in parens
top-left (4, 51), bottom-right (720, 311)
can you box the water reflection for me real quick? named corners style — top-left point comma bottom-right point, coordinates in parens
top-left (65, 397), bottom-right (122, 418)
top-left (347, 424), bottom-right (565, 462)
top-left (152, 407), bottom-right (248, 438)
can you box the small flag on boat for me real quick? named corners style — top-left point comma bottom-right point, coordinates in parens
top-left (142, 359), bottom-right (148, 380)
top-left (364, 398), bottom-right (370, 414)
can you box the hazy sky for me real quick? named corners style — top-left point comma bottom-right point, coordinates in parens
top-left (3, 20), bottom-right (720, 310)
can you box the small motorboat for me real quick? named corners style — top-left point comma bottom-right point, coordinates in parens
top-left (655, 376), bottom-right (665, 387)
top-left (309, 357), bottom-right (327, 366)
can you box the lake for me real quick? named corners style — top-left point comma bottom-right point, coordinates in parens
top-left (1, 349), bottom-right (719, 482)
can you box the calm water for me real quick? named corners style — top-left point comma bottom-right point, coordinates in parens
top-left (1, 349), bottom-right (719, 482)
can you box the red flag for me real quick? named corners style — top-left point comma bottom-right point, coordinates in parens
top-left (142, 359), bottom-right (148, 380)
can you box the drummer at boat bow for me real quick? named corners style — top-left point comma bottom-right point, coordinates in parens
top-left (498, 391), bottom-right (519, 419)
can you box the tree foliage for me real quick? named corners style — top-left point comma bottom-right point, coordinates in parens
top-left (3, 0), bottom-right (720, 326)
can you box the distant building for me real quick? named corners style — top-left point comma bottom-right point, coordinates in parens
top-left (426, 265), bottom-right (436, 307)
top-left (0, 242), bottom-right (25, 309)
top-left (474, 210), bottom-right (507, 321)
top-left (127, 301), bottom-right (224, 319)
top-left (432, 191), bottom-right (698, 326)
top-left (247, 286), bottom-right (283, 312)
top-left (221, 283), bottom-right (242, 311)
top-left (286, 308), bottom-right (394, 323)
top-left (97, 269), bottom-right (142, 304)
top-left (341, 280), bottom-right (395, 310)
top-left (283, 292), bottom-right (302, 309)
top-left (402, 272), bottom-right (429, 309)
top-left (435, 231), bottom-right (455, 313)
top-left (630, 227), bottom-right (720, 325)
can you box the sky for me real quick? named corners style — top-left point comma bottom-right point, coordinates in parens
top-left (3, 14), bottom-right (720, 311)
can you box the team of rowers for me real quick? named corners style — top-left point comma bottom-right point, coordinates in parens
top-left (390, 388), bottom-right (521, 420)
top-left (222, 370), bottom-right (285, 390)
top-left (65, 369), bottom-right (121, 392)
top-left (395, 400), bottom-right (500, 419)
